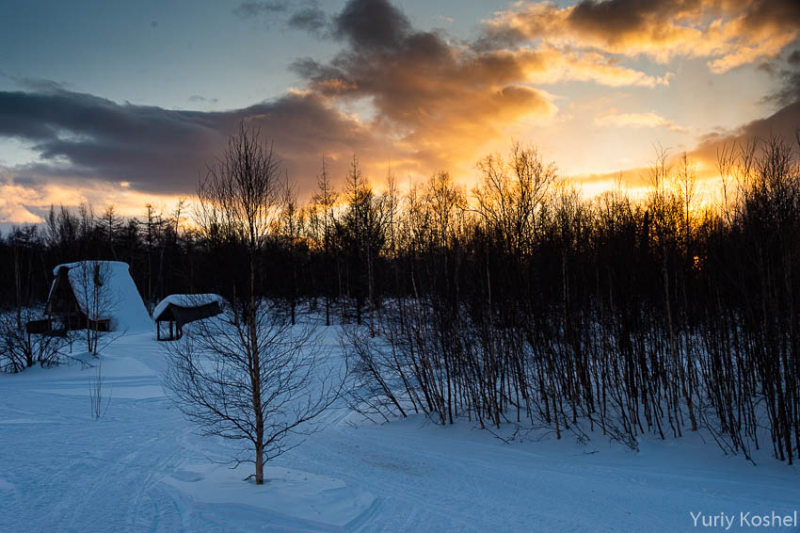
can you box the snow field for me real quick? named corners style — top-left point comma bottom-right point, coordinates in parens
top-left (0, 325), bottom-right (797, 532)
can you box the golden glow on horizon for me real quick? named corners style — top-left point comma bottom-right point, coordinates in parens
top-left (0, 164), bottom-right (753, 227)
top-left (0, 181), bottom-right (190, 225)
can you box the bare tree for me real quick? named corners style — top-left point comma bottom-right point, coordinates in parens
top-left (100, 205), bottom-right (122, 260)
top-left (311, 156), bottom-right (338, 327)
top-left (164, 301), bottom-right (340, 484)
top-left (280, 170), bottom-right (299, 325)
top-left (89, 359), bottom-right (111, 419)
top-left (195, 123), bottom-right (280, 276)
top-left (169, 124), bottom-right (340, 485)
top-left (678, 152), bottom-right (696, 246)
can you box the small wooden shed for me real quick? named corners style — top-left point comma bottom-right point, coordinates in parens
top-left (152, 294), bottom-right (224, 341)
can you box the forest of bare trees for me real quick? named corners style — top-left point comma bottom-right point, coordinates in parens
top-left (1, 127), bottom-right (799, 466)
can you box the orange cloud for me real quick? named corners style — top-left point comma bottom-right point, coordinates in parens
top-left (517, 46), bottom-right (672, 87)
top-left (292, 0), bottom-right (682, 185)
top-left (481, 0), bottom-right (800, 73)
top-left (595, 111), bottom-right (686, 131)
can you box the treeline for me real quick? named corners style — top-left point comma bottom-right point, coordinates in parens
top-left (1, 131), bottom-right (798, 465)
top-left (343, 137), bottom-right (799, 466)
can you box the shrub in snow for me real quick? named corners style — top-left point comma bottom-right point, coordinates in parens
top-left (0, 311), bottom-right (65, 372)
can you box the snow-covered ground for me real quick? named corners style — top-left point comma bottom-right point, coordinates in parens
top-left (1, 326), bottom-right (798, 532)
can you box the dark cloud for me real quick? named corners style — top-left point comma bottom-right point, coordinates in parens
top-left (333, 0), bottom-right (410, 50)
top-left (12, 176), bottom-right (36, 186)
top-left (0, 71), bottom-right (71, 93)
top-left (757, 61), bottom-right (776, 75)
top-left (564, 0), bottom-right (709, 43)
top-left (544, 0), bottom-right (799, 44)
top-left (740, 0), bottom-right (800, 33)
top-left (0, 89), bottom-right (386, 198)
top-left (233, 0), bottom-right (328, 36)
top-left (479, 0), bottom-right (800, 72)
top-left (232, 1), bottom-right (288, 19)
top-left (761, 48), bottom-right (800, 107)
top-left (291, 0), bottom-right (560, 170)
top-left (188, 95), bottom-right (219, 104)
top-left (287, 3), bottom-right (328, 35)
top-left (771, 71), bottom-right (800, 107)
top-left (692, 98), bottom-right (800, 164)
top-left (17, 77), bottom-right (68, 93)
top-left (567, 0), bottom-right (665, 39)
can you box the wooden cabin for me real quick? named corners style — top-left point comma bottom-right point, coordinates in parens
top-left (44, 261), bottom-right (152, 333)
top-left (152, 294), bottom-right (224, 341)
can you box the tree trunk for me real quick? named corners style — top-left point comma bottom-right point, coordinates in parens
top-left (255, 443), bottom-right (264, 485)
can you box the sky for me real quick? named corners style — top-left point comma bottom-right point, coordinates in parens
top-left (0, 0), bottom-right (799, 224)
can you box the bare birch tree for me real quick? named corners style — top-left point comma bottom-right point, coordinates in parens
top-left (164, 301), bottom-right (339, 484)
top-left (168, 123), bottom-right (340, 485)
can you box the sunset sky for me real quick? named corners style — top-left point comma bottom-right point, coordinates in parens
top-left (1, 0), bottom-right (799, 224)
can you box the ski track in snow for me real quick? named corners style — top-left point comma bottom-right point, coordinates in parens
top-left (0, 328), bottom-right (798, 532)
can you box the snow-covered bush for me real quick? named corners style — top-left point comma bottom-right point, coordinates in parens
top-left (0, 311), bottom-right (65, 373)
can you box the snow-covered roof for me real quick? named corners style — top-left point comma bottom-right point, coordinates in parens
top-left (152, 294), bottom-right (225, 321)
top-left (51, 261), bottom-right (152, 332)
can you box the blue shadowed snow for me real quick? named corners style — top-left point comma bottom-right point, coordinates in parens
top-left (0, 322), bottom-right (797, 532)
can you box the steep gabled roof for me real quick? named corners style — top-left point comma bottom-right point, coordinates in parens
top-left (50, 261), bottom-right (152, 332)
